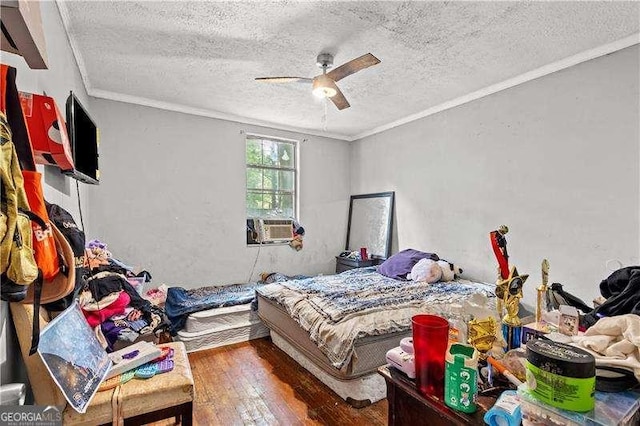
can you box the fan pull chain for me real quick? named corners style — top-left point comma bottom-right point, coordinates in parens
top-left (322, 98), bottom-right (328, 132)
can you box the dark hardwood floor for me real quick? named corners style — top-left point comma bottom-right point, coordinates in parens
top-left (153, 336), bottom-right (388, 426)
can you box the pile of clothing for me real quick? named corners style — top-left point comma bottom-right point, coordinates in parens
top-left (79, 240), bottom-right (167, 352)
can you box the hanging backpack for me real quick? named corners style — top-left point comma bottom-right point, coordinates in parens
top-left (0, 111), bottom-right (39, 302)
top-left (0, 64), bottom-right (41, 302)
top-left (43, 202), bottom-right (88, 312)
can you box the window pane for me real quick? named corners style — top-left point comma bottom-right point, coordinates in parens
top-left (247, 191), bottom-right (295, 218)
top-left (263, 169), bottom-right (276, 190)
top-left (278, 143), bottom-right (294, 168)
top-left (262, 192), bottom-right (275, 210)
top-left (246, 139), bottom-right (262, 165)
top-left (246, 168), bottom-right (262, 190)
top-left (246, 192), bottom-right (263, 211)
top-left (262, 140), bottom-right (277, 166)
top-left (276, 193), bottom-right (294, 217)
top-left (278, 170), bottom-right (294, 191)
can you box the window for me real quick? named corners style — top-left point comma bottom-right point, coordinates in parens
top-left (246, 135), bottom-right (297, 219)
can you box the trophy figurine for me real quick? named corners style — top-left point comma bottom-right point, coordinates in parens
top-left (536, 259), bottom-right (550, 324)
top-left (500, 266), bottom-right (528, 350)
top-left (468, 316), bottom-right (498, 359)
top-left (489, 226), bottom-right (510, 318)
top-left (489, 226), bottom-right (528, 350)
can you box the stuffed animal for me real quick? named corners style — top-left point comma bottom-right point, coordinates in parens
top-left (437, 260), bottom-right (463, 282)
top-left (409, 258), bottom-right (463, 283)
top-left (408, 259), bottom-right (443, 283)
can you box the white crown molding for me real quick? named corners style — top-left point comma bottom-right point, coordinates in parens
top-left (56, 0), bottom-right (93, 95)
top-left (88, 88), bottom-right (352, 141)
top-left (351, 33), bottom-right (640, 141)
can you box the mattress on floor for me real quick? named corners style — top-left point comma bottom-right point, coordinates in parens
top-left (257, 294), bottom-right (410, 380)
top-left (183, 303), bottom-right (260, 333)
top-left (177, 303), bottom-right (269, 353)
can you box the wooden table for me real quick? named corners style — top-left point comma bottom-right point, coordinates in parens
top-left (378, 365), bottom-right (495, 426)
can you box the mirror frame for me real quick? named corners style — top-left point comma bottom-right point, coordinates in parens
top-left (345, 191), bottom-right (395, 260)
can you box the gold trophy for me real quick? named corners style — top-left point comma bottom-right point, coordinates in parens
top-left (502, 267), bottom-right (528, 326)
top-left (501, 266), bottom-right (528, 349)
top-left (489, 225), bottom-right (528, 350)
top-left (468, 316), bottom-right (498, 359)
top-left (536, 259), bottom-right (549, 324)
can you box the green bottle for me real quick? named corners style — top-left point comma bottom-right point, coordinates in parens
top-left (445, 344), bottom-right (479, 413)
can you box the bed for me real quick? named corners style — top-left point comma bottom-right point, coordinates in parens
top-left (165, 283), bottom-right (270, 353)
top-left (256, 267), bottom-right (495, 407)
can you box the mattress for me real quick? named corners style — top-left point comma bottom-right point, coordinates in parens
top-left (183, 303), bottom-right (261, 333)
top-left (176, 303), bottom-right (269, 353)
top-left (257, 294), bottom-right (410, 380)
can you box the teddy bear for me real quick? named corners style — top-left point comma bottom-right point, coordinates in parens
top-left (408, 259), bottom-right (463, 283)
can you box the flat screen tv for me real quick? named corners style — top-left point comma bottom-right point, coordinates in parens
top-left (63, 92), bottom-right (99, 184)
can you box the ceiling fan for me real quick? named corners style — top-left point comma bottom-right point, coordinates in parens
top-left (255, 53), bottom-right (380, 110)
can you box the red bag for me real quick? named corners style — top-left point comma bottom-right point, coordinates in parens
top-left (18, 91), bottom-right (73, 171)
top-left (21, 170), bottom-right (59, 280)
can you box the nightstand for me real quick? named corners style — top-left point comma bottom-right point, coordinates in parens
top-left (378, 365), bottom-right (494, 426)
top-left (335, 256), bottom-right (376, 273)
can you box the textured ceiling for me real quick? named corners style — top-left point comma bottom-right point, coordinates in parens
top-left (59, 1), bottom-right (640, 140)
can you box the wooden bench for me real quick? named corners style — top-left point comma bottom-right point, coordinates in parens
top-left (10, 303), bottom-right (194, 425)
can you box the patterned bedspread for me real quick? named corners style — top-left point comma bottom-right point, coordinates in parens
top-left (256, 267), bottom-right (495, 370)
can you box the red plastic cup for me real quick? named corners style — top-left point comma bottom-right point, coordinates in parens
top-left (412, 314), bottom-right (450, 399)
top-left (360, 247), bottom-right (368, 260)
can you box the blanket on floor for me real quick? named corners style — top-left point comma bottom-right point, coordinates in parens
top-left (166, 283), bottom-right (262, 334)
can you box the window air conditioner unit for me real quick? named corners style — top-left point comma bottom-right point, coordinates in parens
top-left (254, 218), bottom-right (294, 243)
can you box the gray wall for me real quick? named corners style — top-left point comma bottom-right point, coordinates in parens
top-left (1, 2), bottom-right (90, 388)
top-left (87, 99), bottom-right (351, 286)
top-left (350, 45), bottom-right (640, 308)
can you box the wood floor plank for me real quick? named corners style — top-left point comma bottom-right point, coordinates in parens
top-left (148, 337), bottom-right (387, 425)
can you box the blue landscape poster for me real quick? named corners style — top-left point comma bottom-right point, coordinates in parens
top-left (38, 302), bottom-right (111, 413)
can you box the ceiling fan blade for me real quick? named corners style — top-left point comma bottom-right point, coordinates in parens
top-left (326, 80), bottom-right (350, 110)
top-left (255, 77), bottom-right (312, 83)
top-left (326, 53), bottom-right (380, 82)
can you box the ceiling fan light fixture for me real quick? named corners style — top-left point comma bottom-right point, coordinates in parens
top-left (312, 86), bottom-right (337, 98)
top-left (312, 75), bottom-right (337, 98)
top-left (255, 52), bottom-right (379, 110)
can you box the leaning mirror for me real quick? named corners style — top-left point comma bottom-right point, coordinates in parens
top-left (346, 192), bottom-right (395, 260)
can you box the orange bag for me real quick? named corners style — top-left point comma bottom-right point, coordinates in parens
top-left (22, 170), bottom-right (59, 280)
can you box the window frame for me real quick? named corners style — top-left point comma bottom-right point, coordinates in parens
top-left (245, 133), bottom-right (299, 220)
